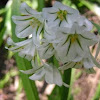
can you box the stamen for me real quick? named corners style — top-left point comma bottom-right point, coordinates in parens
top-left (57, 10), bottom-right (67, 21)
top-left (30, 17), bottom-right (42, 28)
top-left (76, 61), bottom-right (82, 65)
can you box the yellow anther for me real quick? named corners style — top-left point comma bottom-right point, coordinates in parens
top-left (76, 62), bottom-right (82, 64)
top-left (30, 17), bottom-right (41, 28)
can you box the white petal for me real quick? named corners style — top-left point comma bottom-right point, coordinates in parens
top-left (54, 1), bottom-right (79, 14)
top-left (20, 3), bottom-right (37, 15)
top-left (60, 20), bottom-right (72, 28)
top-left (84, 18), bottom-right (93, 31)
top-left (7, 37), bottom-right (14, 45)
top-left (7, 39), bottom-right (32, 51)
top-left (48, 19), bottom-right (60, 27)
top-left (44, 63), bottom-right (62, 86)
top-left (16, 25), bottom-right (35, 38)
top-left (53, 67), bottom-right (62, 86)
top-left (29, 68), bottom-right (45, 80)
top-left (45, 64), bottom-right (53, 84)
top-left (12, 15), bottom-right (33, 24)
top-left (83, 58), bottom-right (95, 69)
top-left (20, 69), bottom-right (34, 74)
top-left (38, 42), bottom-right (55, 59)
top-left (77, 15), bottom-right (93, 31)
top-left (67, 42), bottom-right (77, 61)
top-left (79, 33), bottom-right (98, 47)
top-left (63, 82), bottom-right (69, 88)
top-left (43, 7), bottom-right (58, 19)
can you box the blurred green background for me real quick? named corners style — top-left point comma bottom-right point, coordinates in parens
top-left (0, 0), bottom-right (100, 100)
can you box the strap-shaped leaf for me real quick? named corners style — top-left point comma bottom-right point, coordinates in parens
top-left (92, 22), bottom-right (100, 34)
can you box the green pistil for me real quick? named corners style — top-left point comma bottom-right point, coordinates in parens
top-left (70, 34), bottom-right (78, 43)
top-left (57, 10), bottom-right (67, 21)
top-left (49, 43), bottom-right (53, 47)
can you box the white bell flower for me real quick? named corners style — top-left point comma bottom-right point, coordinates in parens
top-left (59, 56), bottom-right (96, 74)
top-left (43, 1), bottom-right (79, 28)
top-left (53, 23), bottom-right (98, 63)
top-left (20, 60), bottom-right (63, 86)
top-left (6, 37), bottom-right (37, 61)
top-left (12, 2), bottom-right (44, 38)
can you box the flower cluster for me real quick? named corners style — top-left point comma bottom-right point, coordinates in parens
top-left (6, 1), bottom-right (100, 87)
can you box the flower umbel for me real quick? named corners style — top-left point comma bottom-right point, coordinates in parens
top-left (6, 1), bottom-right (100, 87)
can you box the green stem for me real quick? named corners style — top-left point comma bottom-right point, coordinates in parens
top-left (60, 69), bottom-right (72, 100)
top-left (37, 0), bottom-right (45, 11)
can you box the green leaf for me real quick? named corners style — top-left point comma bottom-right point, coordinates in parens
top-left (11, 0), bottom-right (39, 100)
top-left (0, 27), bottom-right (6, 47)
top-left (92, 22), bottom-right (100, 59)
top-left (60, 69), bottom-right (72, 100)
top-left (93, 83), bottom-right (100, 100)
top-left (79, 0), bottom-right (100, 17)
top-left (37, 0), bottom-right (45, 11)
top-left (0, 69), bottom-right (18, 89)
top-left (48, 86), bottom-right (61, 100)
top-left (92, 22), bottom-right (100, 34)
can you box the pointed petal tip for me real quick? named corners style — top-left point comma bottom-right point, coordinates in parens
top-left (29, 76), bottom-right (34, 80)
top-left (5, 46), bottom-right (8, 49)
top-left (58, 67), bottom-right (64, 70)
top-left (20, 70), bottom-right (25, 73)
top-left (63, 82), bottom-right (70, 88)
top-left (19, 70), bottom-right (31, 74)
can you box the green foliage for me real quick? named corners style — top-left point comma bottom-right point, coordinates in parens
top-left (0, 27), bottom-right (6, 47)
top-left (93, 82), bottom-right (100, 100)
top-left (0, 6), bottom-right (6, 47)
top-left (92, 22), bottom-right (100, 100)
top-left (48, 86), bottom-right (61, 100)
top-left (60, 69), bottom-right (72, 100)
top-left (0, 69), bottom-right (18, 89)
top-left (92, 22), bottom-right (100, 34)
top-left (37, 0), bottom-right (45, 11)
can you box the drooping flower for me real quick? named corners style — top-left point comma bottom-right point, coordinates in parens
top-left (43, 1), bottom-right (79, 28)
top-left (59, 61), bottom-right (95, 74)
top-left (6, 37), bottom-right (37, 61)
top-left (59, 56), bottom-right (95, 70)
top-left (59, 51), bottom-right (96, 74)
top-left (12, 2), bottom-right (44, 38)
top-left (20, 60), bottom-right (64, 87)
